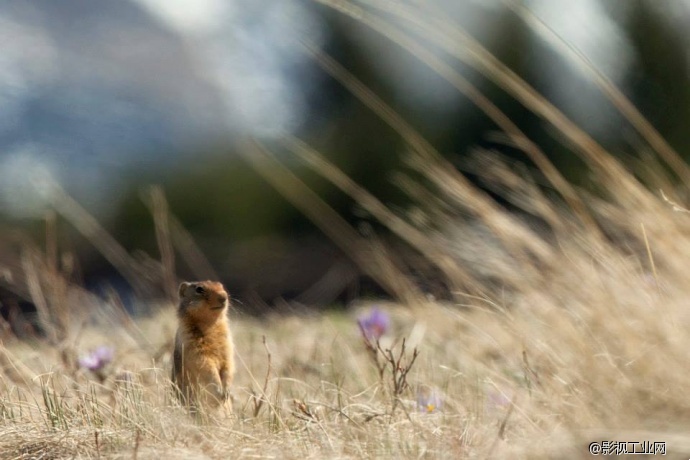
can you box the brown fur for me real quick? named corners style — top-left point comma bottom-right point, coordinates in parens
top-left (171, 280), bottom-right (234, 414)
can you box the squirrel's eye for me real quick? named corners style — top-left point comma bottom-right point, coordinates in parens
top-left (195, 286), bottom-right (205, 294)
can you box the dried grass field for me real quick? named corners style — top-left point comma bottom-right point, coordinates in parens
top-left (4, 228), bottom-right (690, 459)
top-left (3, 1), bottom-right (690, 458)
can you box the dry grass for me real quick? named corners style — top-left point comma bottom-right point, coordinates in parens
top-left (3, 1), bottom-right (690, 458)
top-left (4, 260), bottom-right (690, 459)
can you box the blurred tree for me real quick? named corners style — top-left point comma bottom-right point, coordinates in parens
top-left (623, 1), bottom-right (690, 159)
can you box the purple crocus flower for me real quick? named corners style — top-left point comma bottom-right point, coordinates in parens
top-left (357, 307), bottom-right (390, 341)
top-left (486, 389), bottom-right (512, 412)
top-left (78, 345), bottom-right (114, 372)
top-left (417, 386), bottom-right (442, 413)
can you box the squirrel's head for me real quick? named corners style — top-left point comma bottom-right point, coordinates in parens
top-left (178, 281), bottom-right (229, 321)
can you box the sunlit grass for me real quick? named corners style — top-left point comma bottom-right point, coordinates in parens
top-left (0, 304), bottom-right (524, 458)
top-left (3, 1), bottom-right (690, 458)
top-left (3, 266), bottom-right (690, 458)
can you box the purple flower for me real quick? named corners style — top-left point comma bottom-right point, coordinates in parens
top-left (78, 345), bottom-right (114, 372)
top-left (417, 386), bottom-right (442, 413)
top-left (486, 389), bottom-right (512, 412)
top-left (357, 308), bottom-right (390, 341)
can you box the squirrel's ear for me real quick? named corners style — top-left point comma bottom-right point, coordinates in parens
top-left (178, 282), bottom-right (190, 298)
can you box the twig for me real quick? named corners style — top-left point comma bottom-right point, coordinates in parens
top-left (358, 323), bottom-right (386, 382)
top-left (132, 428), bottom-right (141, 460)
top-left (484, 396), bottom-right (516, 460)
top-left (660, 189), bottom-right (690, 213)
top-left (375, 338), bottom-right (420, 415)
top-left (252, 335), bottom-right (272, 417)
top-left (640, 223), bottom-right (660, 295)
top-left (522, 349), bottom-right (541, 393)
top-left (95, 430), bottom-right (101, 460)
top-left (378, 338), bottom-right (420, 397)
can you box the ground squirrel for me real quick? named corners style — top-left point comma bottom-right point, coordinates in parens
top-left (172, 281), bottom-right (235, 414)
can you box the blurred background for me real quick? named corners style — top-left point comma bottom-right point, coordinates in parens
top-left (1, 0), bottom-right (690, 313)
